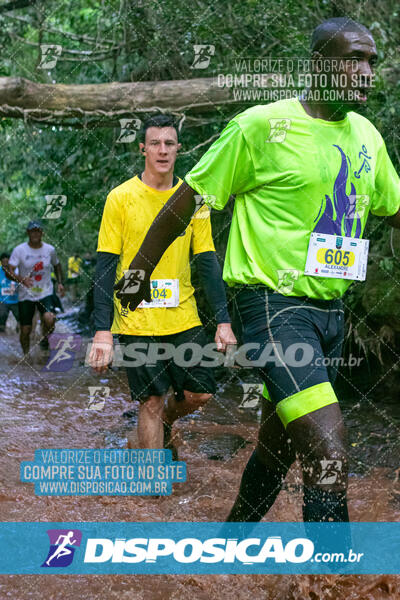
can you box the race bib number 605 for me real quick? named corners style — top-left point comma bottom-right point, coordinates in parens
top-left (305, 233), bottom-right (369, 281)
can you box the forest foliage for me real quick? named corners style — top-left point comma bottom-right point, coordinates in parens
top-left (0, 0), bottom-right (399, 359)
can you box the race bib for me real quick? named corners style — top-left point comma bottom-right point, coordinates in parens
top-left (305, 233), bottom-right (369, 281)
top-left (1, 282), bottom-right (16, 295)
top-left (138, 279), bottom-right (179, 308)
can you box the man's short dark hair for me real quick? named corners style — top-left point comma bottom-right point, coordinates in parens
top-left (311, 17), bottom-right (372, 55)
top-left (141, 114), bottom-right (178, 143)
top-left (0, 252), bottom-right (10, 260)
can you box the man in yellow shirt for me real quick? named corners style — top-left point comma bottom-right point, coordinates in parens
top-left (89, 115), bottom-right (236, 454)
top-left (67, 254), bottom-right (82, 301)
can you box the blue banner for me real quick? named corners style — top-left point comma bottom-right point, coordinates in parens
top-left (20, 449), bottom-right (186, 496)
top-left (0, 522), bottom-right (398, 574)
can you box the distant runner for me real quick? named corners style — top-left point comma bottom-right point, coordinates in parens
top-left (6, 220), bottom-right (65, 354)
top-left (114, 19), bottom-right (400, 522)
top-left (67, 253), bottom-right (82, 302)
top-left (89, 115), bottom-right (236, 454)
top-left (0, 253), bottom-right (19, 332)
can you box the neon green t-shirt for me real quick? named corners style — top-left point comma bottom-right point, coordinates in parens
top-left (185, 98), bottom-right (400, 299)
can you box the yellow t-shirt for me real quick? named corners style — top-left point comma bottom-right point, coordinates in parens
top-left (97, 175), bottom-right (215, 335)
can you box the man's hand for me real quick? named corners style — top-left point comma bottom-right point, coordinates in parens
top-left (114, 268), bottom-right (151, 311)
top-left (57, 283), bottom-right (65, 297)
top-left (22, 276), bottom-right (34, 288)
top-left (215, 322), bottom-right (237, 352)
top-left (89, 330), bottom-right (113, 373)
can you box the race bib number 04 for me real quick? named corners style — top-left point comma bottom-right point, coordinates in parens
top-left (138, 279), bottom-right (179, 308)
top-left (305, 233), bottom-right (369, 281)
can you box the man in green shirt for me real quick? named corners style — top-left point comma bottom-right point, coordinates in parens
top-left (114, 18), bottom-right (400, 523)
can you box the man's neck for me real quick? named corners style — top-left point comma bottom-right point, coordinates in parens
top-left (28, 241), bottom-right (42, 249)
top-left (300, 94), bottom-right (348, 121)
top-left (141, 169), bottom-right (174, 191)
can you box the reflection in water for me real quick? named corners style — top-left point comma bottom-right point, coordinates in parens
top-left (0, 330), bottom-right (399, 599)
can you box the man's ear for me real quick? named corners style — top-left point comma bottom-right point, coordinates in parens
top-left (177, 143), bottom-right (182, 152)
top-left (139, 142), bottom-right (146, 154)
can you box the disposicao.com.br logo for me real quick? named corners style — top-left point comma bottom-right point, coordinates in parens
top-left (84, 536), bottom-right (314, 564)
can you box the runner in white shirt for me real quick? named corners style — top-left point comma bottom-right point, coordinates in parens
top-left (6, 220), bottom-right (65, 354)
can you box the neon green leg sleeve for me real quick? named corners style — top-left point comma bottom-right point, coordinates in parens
top-left (263, 381), bottom-right (338, 428)
top-left (262, 382), bottom-right (272, 402)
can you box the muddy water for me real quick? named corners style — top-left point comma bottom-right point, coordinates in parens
top-left (0, 324), bottom-right (399, 599)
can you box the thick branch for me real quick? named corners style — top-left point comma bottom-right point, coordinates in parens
top-left (0, 70), bottom-right (395, 126)
top-left (0, 76), bottom-right (239, 123)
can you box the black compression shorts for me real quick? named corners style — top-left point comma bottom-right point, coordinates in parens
top-left (18, 295), bottom-right (55, 327)
top-left (119, 325), bottom-right (216, 403)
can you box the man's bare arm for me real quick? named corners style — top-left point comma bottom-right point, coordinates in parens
top-left (54, 263), bottom-right (65, 296)
top-left (4, 263), bottom-right (33, 287)
top-left (387, 209), bottom-right (400, 228)
top-left (131, 181), bottom-right (196, 270)
top-left (114, 182), bottom-right (196, 310)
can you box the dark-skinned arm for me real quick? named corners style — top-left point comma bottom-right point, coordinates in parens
top-left (387, 209), bottom-right (400, 228)
top-left (114, 182), bottom-right (196, 310)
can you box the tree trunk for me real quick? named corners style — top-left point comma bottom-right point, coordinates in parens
top-left (0, 76), bottom-right (237, 124)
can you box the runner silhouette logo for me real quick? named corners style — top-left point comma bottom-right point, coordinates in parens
top-left (43, 195), bottom-right (67, 219)
top-left (119, 269), bottom-right (145, 295)
top-left (43, 334), bottom-right (82, 372)
top-left (38, 45), bottom-right (62, 69)
top-left (88, 386), bottom-right (110, 410)
top-left (239, 383), bottom-right (263, 409)
top-left (318, 459), bottom-right (343, 485)
top-left (116, 118), bottom-right (142, 143)
top-left (41, 529), bottom-right (82, 568)
top-left (191, 45), bottom-right (215, 69)
top-left (266, 119), bottom-right (291, 143)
